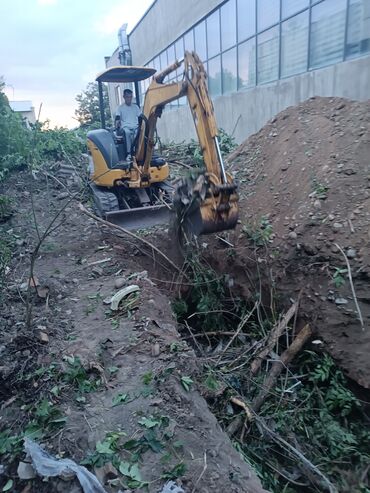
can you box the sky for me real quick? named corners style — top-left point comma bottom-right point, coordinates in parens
top-left (0, 0), bottom-right (153, 128)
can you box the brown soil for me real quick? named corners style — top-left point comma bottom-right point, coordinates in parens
top-left (222, 96), bottom-right (370, 388)
top-left (0, 172), bottom-right (266, 492)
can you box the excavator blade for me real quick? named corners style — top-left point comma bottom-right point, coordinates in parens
top-left (105, 204), bottom-right (172, 231)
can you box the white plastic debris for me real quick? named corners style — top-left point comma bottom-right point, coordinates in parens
top-left (110, 284), bottom-right (140, 311)
top-left (159, 481), bottom-right (185, 493)
top-left (24, 438), bottom-right (107, 493)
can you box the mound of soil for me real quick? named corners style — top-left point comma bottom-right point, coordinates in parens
top-left (225, 96), bottom-right (370, 388)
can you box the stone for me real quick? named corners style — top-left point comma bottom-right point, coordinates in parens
top-left (313, 200), bottom-right (322, 210)
top-left (38, 331), bottom-right (49, 344)
top-left (288, 231), bottom-right (297, 240)
top-left (92, 266), bottom-right (103, 276)
top-left (57, 192), bottom-right (69, 200)
top-left (151, 342), bottom-right (160, 357)
top-left (346, 248), bottom-right (356, 259)
top-left (114, 277), bottom-right (126, 289)
top-left (333, 222), bottom-right (343, 230)
top-left (335, 298), bottom-right (348, 305)
top-left (17, 461), bottom-right (36, 480)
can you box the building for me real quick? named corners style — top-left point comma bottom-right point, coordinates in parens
top-left (106, 0), bottom-right (370, 143)
top-left (9, 100), bottom-right (36, 127)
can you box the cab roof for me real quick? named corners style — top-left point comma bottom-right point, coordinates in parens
top-left (96, 66), bottom-right (156, 83)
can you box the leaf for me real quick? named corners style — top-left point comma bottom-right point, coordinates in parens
top-left (161, 462), bottom-right (187, 480)
top-left (112, 393), bottom-right (128, 407)
top-left (2, 480), bottom-right (13, 492)
top-left (95, 440), bottom-right (115, 455)
top-left (180, 376), bottom-right (193, 392)
top-left (118, 461), bottom-right (131, 476)
top-left (138, 416), bottom-right (159, 429)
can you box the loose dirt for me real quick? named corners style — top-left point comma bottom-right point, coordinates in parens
top-left (0, 172), bottom-right (266, 492)
top-left (222, 96), bottom-right (370, 388)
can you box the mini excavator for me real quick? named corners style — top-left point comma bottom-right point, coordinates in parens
top-left (87, 51), bottom-right (238, 236)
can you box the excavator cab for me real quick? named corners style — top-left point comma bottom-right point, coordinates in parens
top-left (87, 53), bottom-right (238, 236)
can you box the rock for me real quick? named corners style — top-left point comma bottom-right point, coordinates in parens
top-left (313, 200), bottom-right (321, 210)
top-left (17, 461), bottom-right (36, 480)
top-left (114, 277), bottom-right (126, 289)
top-left (151, 342), bottom-right (160, 357)
top-left (346, 248), bottom-right (356, 259)
top-left (333, 222), bottom-right (343, 230)
top-left (38, 331), bottom-right (49, 344)
top-left (288, 231), bottom-right (297, 240)
top-left (57, 192), bottom-right (69, 200)
top-left (92, 266), bottom-right (103, 276)
top-left (328, 214), bottom-right (335, 221)
top-left (335, 298), bottom-right (348, 305)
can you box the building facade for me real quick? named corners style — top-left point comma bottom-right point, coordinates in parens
top-left (9, 100), bottom-right (36, 127)
top-left (107, 0), bottom-right (370, 143)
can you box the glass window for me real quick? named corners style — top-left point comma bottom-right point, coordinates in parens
top-left (153, 57), bottom-right (160, 71)
top-left (257, 0), bottom-right (280, 32)
top-left (310, 0), bottom-right (346, 69)
top-left (238, 0), bottom-right (256, 42)
top-left (222, 47), bottom-right (237, 93)
top-left (257, 25), bottom-right (279, 83)
top-left (160, 50), bottom-right (168, 70)
top-left (208, 56), bottom-right (222, 96)
top-left (281, 11), bottom-right (309, 77)
top-left (184, 29), bottom-right (194, 52)
top-left (238, 37), bottom-right (256, 88)
top-left (167, 44), bottom-right (175, 65)
top-left (221, 0), bottom-right (237, 51)
top-left (346, 0), bottom-right (370, 58)
top-left (194, 21), bottom-right (207, 61)
top-left (175, 37), bottom-right (184, 59)
top-left (282, 0), bottom-right (309, 19)
top-left (207, 10), bottom-right (220, 58)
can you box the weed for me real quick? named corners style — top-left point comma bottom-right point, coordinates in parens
top-left (332, 267), bottom-right (347, 288)
top-left (0, 195), bottom-right (12, 222)
top-left (180, 376), bottom-right (193, 392)
top-left (242, 216), bottom-right (273, 246)
top-left (62, 355), bottom-right (101, 393)
top-left (112, 393), bottom-right (129, 407)
top-left (312, 179), bottom-right (329, 199)
top-left (161, 462), bottom-right (187, 480)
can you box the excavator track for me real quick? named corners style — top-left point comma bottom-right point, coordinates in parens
top-left (90, 183), bottom-right (119, 217)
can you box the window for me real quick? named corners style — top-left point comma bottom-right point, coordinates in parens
top-left (346, 0), bottom-right (370, 58)
top-left (175, 37), bottom-right (184, 59)
top-left (237, 0), bottom-right (256, 42)
top-left (159, 50), bottom-right (168, 69)
top-left (310, 0), bottom-right (346, 69)
top-left (153, 56), bottom-right (160, 71)
top-left (281, 11), bottom-right (309, 77)
top-left (194, 21), bottom-right (207, 61)
top-left (208, 56), bottom-right (222, 96)
top-left (257, 0), bottom-right (280, 32)
top-left (184, 29), bottom-right (194, 52)
top-left (167, 44), bottom-right (175, 65)
top-left (238, 37), bottom-right (256, 88)
top-left (257, 25), bottom-right (279, 83)
top-left (207, 10), bottom-right (220, 59)
top-left (221, 0), bottom-right (237, 51)
top-left (222, 47), bottom-right (237, 93)
top-left (282, 0), bottom-right (309, 19)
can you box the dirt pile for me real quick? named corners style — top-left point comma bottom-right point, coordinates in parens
top-left (226, 96), bottom-right (370, 388)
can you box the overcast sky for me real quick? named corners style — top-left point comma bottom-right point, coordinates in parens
top-left (0, 0), bottom-right (152, 128)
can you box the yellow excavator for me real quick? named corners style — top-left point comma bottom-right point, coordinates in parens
top-left (87, 51), bottom-right (238, 236)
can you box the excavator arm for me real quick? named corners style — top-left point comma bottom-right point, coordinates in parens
top-left (135, 51), bottom-right (238, 236)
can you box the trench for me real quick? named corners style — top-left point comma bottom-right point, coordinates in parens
top-left (133, 237), bottom-right (370, 493)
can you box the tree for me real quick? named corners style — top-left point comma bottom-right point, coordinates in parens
top-left (75, 82), bottom-right (112, 129)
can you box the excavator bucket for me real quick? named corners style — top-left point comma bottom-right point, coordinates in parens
top-left (105, 204), bottom-right (172, 230)
top-left (179, 200), bottom-right (238, 237)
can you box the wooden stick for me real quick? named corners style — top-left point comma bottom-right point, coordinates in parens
top-left (250, 302), bottom-right (298, 376)
top-left (78, 203), bottom-right (185, 277)
top-left (252, 324), bottom-right (312, 412)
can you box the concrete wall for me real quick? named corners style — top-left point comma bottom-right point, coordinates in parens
top-left (156, 54), bottom-right (370, 144)
top-left (129, 0), bottom-right (223, 65)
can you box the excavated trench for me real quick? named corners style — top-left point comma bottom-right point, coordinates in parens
top-left (129, 230), bottom-right (370, 493)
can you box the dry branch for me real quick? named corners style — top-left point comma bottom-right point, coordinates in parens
top-left (250, 302), bottom-right (298, 376)
top-left (252, 324), bottom-right (312, 412)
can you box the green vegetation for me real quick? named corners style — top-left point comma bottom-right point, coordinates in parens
top-left (242, 216), bottom-right (273, 246)
top-left (75, 81), bottom-right (111, 129)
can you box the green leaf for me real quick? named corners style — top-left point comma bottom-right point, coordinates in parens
top-left (118, 461), bottom-right (131, 476)
top-left (138, 416), bottom-right (160, 429)
top-left (112, 393), bottom-right (128, 407)
top-left (161, 462), bottom-right (187, 480)
top-left (180, 376), bottom-right (193, 392)
top-left (2, 480), bottom-right (13, 492)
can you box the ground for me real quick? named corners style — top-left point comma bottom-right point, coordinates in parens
top-left (0, 171), bottom-right (266, 493)
top-left (1, 96), bottom-right (370, 493)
